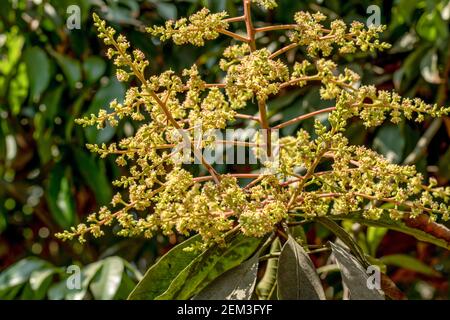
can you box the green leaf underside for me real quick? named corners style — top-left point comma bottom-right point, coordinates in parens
top-left (330, 242), bottom-right (384, 300)
top-left (193, 253), bottom-right (259, 300)
top-left (277, 235), bottom-right (325, 300)
top-left (24, 46), bottom-right (50, 101)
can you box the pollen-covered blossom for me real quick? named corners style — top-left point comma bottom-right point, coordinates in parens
top-left (221, 44), bottom-right (289, 108)
top-left (57, 6), bottom-right (450, 247)
top-left (252, 0), bottom-right (278, 9)
top-left (289, 11), bottom-right (391, 57)
top-left (146, 8), bottom-right (229, 46)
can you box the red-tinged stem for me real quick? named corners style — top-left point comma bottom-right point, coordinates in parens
top-left (273, 107), bottom-right (336, 129)
top-left (255, 24), bottom-right (298, 33)
top-left (279, 75), bottom-right (320, 89)
top-left (224, 15), bottom-right (246, 23)
top-left (235, 113), bottom-right (260, 121)
top-left (243, 0), bottom-right (256, 51)
top-left (218, 28), bottom-right (250, 42)
top-left (269, 43), bottom-right (299, 59)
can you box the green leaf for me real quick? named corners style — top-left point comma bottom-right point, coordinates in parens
top-left (256, 238), bottom-right (281, 300)
top-left (84, 78), bottom-right (125, 144)
top-left (33, 112), bottom-right (53, 164)
top-left (316, 217), bottom-right (369, 267)
top-left (24, 46), bottom-right (51, 102)
top-left (380, 254), bottom-right (440, 276)
top-left (420, 48), bottom-right (442, 84)
top-left (73, 148), bottom-right (112, 205)
top-left (47, 281), bottom-right (67, 300)
top-left (367, 227), bottom-right (388, 256)
top-left (0, 203), bottom-right (6, 234)
top-left (83, 56), bottom-right (106, 85)
top-left (46, 165), bottom-right (76, 229)
top-left (29, 268), bottom-right (56, 299)
top-left (128, 235), bottom-right (203, 300)
top-left (156, 2), bottom-right (178, 20)
top-left (52, 52), bottom-right (82, 89)
top-left (277, 235), bottom-right (325, 300)
top-left (438, 147), bottom-right (450, 180)
top-left (330, 242), bottom-right (384, 300)
top-left (1, 285), bottom-right (23, 300)
top-left (373, 125), bottom-right (405, 164)
top-left (114, 272), bottom-right (139, 300)
top-left (90, 257), bottom-right (124, 300)
top-left (66, 261), bottom-right (103, 300)
top-left (156, 235), bottom-right (262, 300)
top-left (8, 62), bottom-right (29, 115)
top-left (393, 44), bottom-right (429, 91)
top-left (393, 0), bottom-right (418, 25)
top-left (193, 253), bottom-right (259, 300)
top-left (0, 258), bottom-right (51, 292)
top-left (42, 85), bottom-right (64, 120)
top-left (331, 213), bottom-right (450, 250)
top-left (417, 10), bottom-right (448, 43)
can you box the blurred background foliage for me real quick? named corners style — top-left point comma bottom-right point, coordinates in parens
top-left (0, 0), bottom-right (449, 299)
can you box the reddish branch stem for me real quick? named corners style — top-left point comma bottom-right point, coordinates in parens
top-left (255, 24), bottom-right (298, 33)
top-left (273, 107), bottom-right (336, 129)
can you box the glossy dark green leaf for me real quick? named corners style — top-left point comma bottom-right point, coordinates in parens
top-left (330, 242), bottom-right (384, 300)
top-left (393, 0), bottom-right (418, 24)
top-left (114, 272), bottom-right (139, 300)
top-left (393, 44), bottom-right (429, 91)
top-left (373, 125), bottom-right (405, 164)
top-left (84, 78), bottom-right (125, 144)
top-left (416, 10), bottom-right (448, 43)
top-left (73, 148), bottom-right (112, 205)
top-left (8, 62), bottom-right (29, 115)
top-left (156, 2), bottom-right (178, 20)
top-left (28, 269), bottom-right (57, 299)
top-left (83, 56), bottom-right (106, 85)
top-left (42, 85), bottom-right (64, 120)
top-left (0, 258), bottom-right (51, 294)
top-left (277, 235), bottom-right (325, 300)
top-left (47, 281), bottom-right (67, 300)
top-left (90, 257), bottom-right (124, 300)
top-left (46, 165), bottom-right (76, 229)
top-left (366, 227), bottom-right (388, 256)
top-left (317, 217), bottom-right (369, 267)
top-left (156, 235), bottom-right (262, 300)
top-left (420, 48), bottom-right (442, 84)
top-left (193, 253), bottom-right (259, 300)
top-left (438, 147), bottom-right (450, 180)
top-left (52, 52), bottom-right (82, 89)
top-left (380, 254), bottom-right (440, 276)
top-left (331, 213), bottom-right (450, 250)
top-left (24, 46), bottom-right (51, 101)
top-left (128, 235), bottom-right (203, 300)
top-left (1, 285), bottom-right (22, 300)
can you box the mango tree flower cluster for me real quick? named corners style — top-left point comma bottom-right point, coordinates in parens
top-left (57, 0), bottom-right (450, 247)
